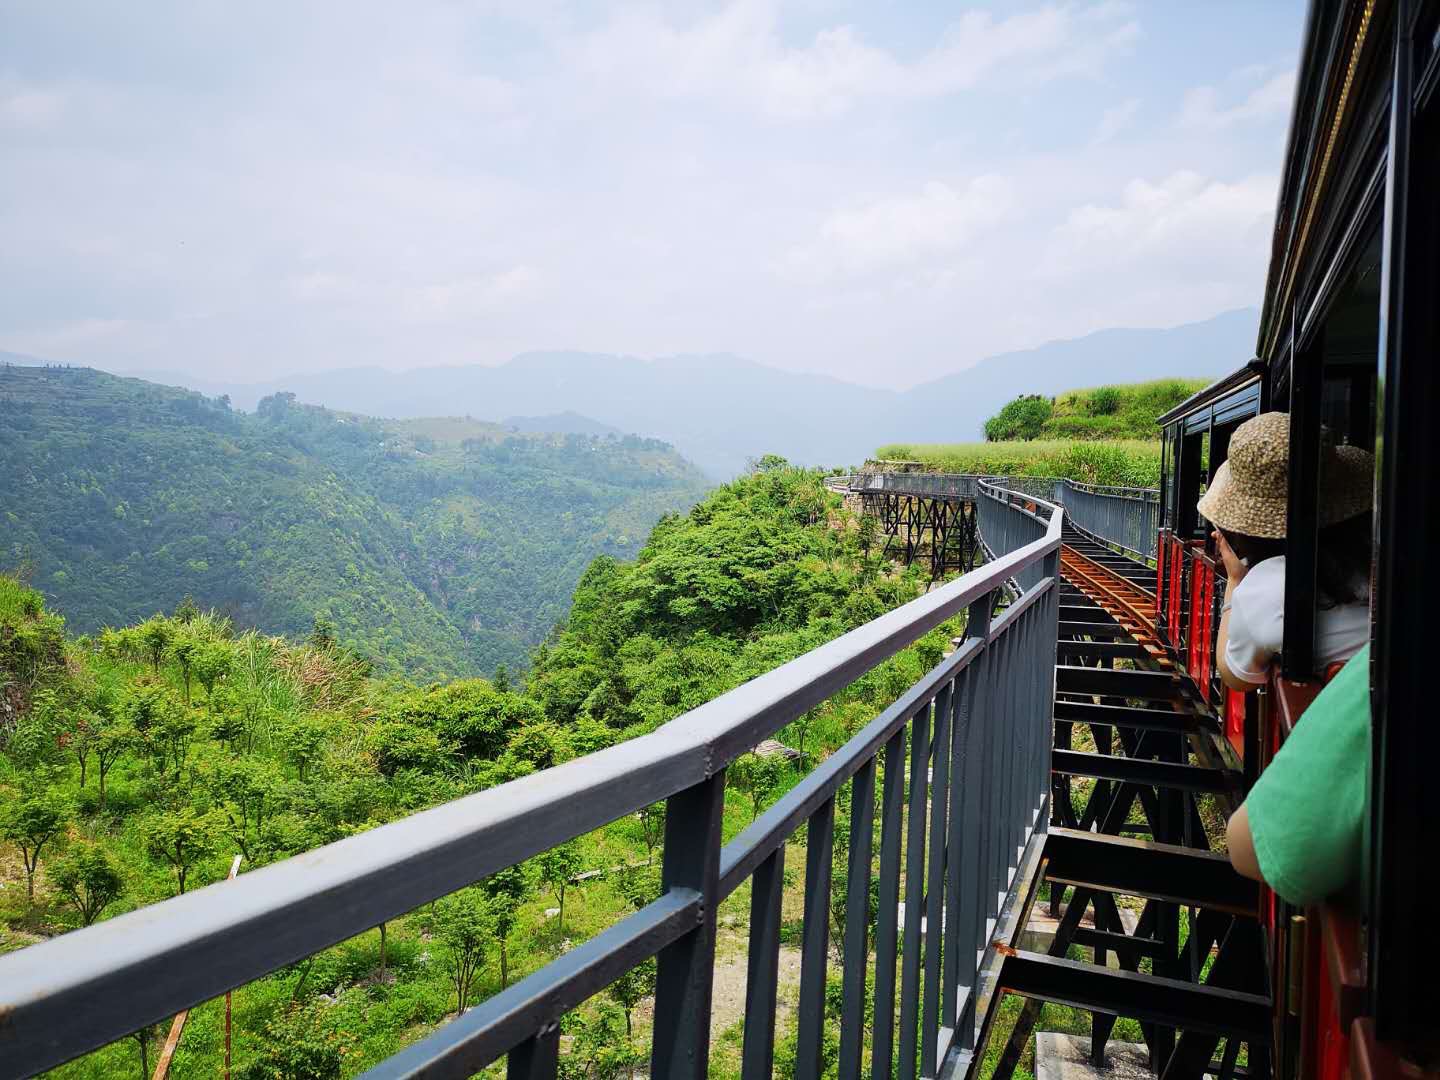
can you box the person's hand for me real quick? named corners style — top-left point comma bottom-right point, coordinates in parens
top-left (1213, 529), bottom-right (1247, 584)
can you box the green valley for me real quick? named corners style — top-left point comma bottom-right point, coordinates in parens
top-left (0, 366), bottom-right (711, 679)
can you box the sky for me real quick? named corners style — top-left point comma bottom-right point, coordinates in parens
top-left (0, 1), bottom-right (1305, 389)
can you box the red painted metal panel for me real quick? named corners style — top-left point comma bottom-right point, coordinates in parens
top-left (1225, 689), bottom-right (1246, 759)
top-left (1155, 531), bottom-right (1166, 619)
top-left (1187, 555), bottom-right (1213, 704)
top-left (1167, 536), bottom-right (1185, 649)
top-left (1196, 563), bottom-right (1214, 702)
top-left (1312, 916), bottom-right (1352, 1080)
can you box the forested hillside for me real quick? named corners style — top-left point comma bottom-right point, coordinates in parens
top-left (0, 463), bottom-right (957, 1078)
top-left (0, 366), bottom-right (710, 678)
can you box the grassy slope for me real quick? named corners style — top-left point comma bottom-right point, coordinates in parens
top-left (875, 439), bottom-right (1162, 486)
top-left (1042, 377), bottom-right (1208, 439)
top-left (877, 377), bottom-right (1205, 487)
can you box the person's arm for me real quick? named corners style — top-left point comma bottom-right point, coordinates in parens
top-left (1225, 803), bottom-right (1262, 881)
top-left (1225, 648), bottom-right (1370, 905)
top-left (1213, 531), bottom-right (1270, 691)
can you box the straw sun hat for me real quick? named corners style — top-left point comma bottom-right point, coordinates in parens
top-left (1196, 411), bottom-right (1374, 539)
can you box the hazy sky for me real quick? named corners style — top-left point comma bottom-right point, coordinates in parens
top-left (1, 1), bottom-right (1302, 389)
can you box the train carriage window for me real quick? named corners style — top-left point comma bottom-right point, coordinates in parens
top-left (1283, 228), bottom-right (1382, 678)
top-left (1318, 234), bottom-right (1382, 451)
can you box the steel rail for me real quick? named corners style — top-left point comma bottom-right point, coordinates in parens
top-left (1059, 544), bottom-right (1169, 664)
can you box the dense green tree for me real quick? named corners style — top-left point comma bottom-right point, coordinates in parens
top-left (561, 1004), bottom-right (636, 1080)
top-left (275, 713), bottom-right (329, 780)
top-left (1, 786), bottom-right (70, 904)
top-left (60, 709), bottom-right (100, 789)
top-left (140, 806), bottom-right (224, 894)
top-left (140, 617), bottom-right (173, 673)
top-left (399, 679), bottom-right (541, 759)
top-left (482, 863), bottom-right (532, 988)
top-left (364, 720), bottom-right (445, 777)
top-left (238, 1003), bottom-right (354, 1080)
top-left (607, 957), bottom-right (656, 1040)
top-left (170, 634), bottom-right (199, 703)
top-left (48, 842), bottom-right (125, 926)
top-left (536, 838), bottom-right (584, 935)
top-left (728, 751), bottom-right (788, 822)
top-left (192, 639), bottom-right (234, 704)
top-left (433, 886), bottom-right (492, 1013)
top-left (203, 753), bottom-right (283, 862)
top-left (94, 720), bottom-right (139, 808)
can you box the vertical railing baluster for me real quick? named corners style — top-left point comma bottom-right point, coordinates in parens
top-left (1006, 613), bottom-right (1021, 886)
top-left (992, 623), bottom-right (1010, 915)
top-left (969, 592), bottom-right (996, 952)
top-left (742, 846), bottom-right (786, 1080)
top-left (838, 761), bottom-right (877, 1080)
top-left (872, 731), bottom-right (906, 1080)
top-left (508, 1023), bottom-right (560, 1079)
top-left (796, 797), bottom-right (837, 1080)
top-left (941, 668), bottom-right (969, 1038)
top-left (921, 682), bottom-right (953, 1076)
top-left (652, 774), bottom-right (725, 1080)
top-left (898, 704), bottom-right (932, 1079)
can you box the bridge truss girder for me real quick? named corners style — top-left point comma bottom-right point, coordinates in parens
top-left (862, 491), bottom-right (981, 580)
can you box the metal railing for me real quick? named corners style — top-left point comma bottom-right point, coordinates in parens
top-left (853, 472), bottom-right (985, 499)
top-left (847, 472), bottom-right (1158, 563)
top-left (0, 495), bottom-right (1063, 1079)
top-left (1058, 480), bottom-right (1160, 561)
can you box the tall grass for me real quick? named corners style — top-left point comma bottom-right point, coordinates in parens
top-left (874, 439), bottom-right (1162, 487)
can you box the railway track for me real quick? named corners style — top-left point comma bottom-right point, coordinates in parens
top-left (1058, 542), bottom-right (1169, 666)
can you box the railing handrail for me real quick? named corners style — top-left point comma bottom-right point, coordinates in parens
top-left (853, 472), bottom-right (1158, 500)
top-left (1061, 478), bottom-right (1160, 501)
top-left (0, 482), bottom-right (1065, 1078)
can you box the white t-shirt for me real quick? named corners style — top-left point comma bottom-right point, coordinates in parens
top-left (1224, 555), bottom-right (1370, 684)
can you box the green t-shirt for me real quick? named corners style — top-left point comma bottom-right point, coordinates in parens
top-left (1246, 644), bottom-right (1370, 907)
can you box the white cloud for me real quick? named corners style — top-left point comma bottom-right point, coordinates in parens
top-left (1092, 97), bottom-right (1140, 144)
top-left (566, 1), bottom-right (1138, 118)
top-left (0, 85), bottom-right (66, 129)
top-left (1179, 69), bottom-right (1295, 130)
top-left (401, 266), bottom-right (543, 321)
top-left (1046, 171), bottom-right (1274, 266)
top-left (782, 176), bottom-right (1017, 281)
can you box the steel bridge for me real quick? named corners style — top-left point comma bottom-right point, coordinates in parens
top-left (0, 479), bottom-right (1264, 1080)
top-left (832, 471), bottom-right (1161, 581)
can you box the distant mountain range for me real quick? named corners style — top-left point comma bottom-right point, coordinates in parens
top-left (503, 411), bottom-right (622, 437)
top-left (8, 308), bottom-right (1258, 478)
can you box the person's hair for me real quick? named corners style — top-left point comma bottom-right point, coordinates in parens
top-left (1218, 512), bottom-right (1373, 608)
top-left (1315, 512), bottom-right (1373, 608)
top-left (1216, 527), bottom-right (1284, 572)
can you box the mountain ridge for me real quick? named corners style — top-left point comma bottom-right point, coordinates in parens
top-left (12, 308), bottom-right (1258, 477)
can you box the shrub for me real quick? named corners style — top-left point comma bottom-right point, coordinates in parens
top-left (239, 1003), bottom-right (355, 1080)
top-left (1088, 385), bottom-right (1122, 416)
top-left (983, 395), bottom-right (1054, 441)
